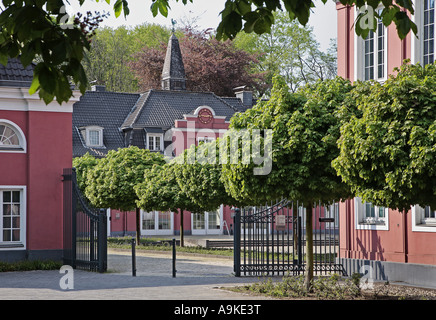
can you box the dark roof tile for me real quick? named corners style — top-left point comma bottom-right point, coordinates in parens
top-left (73, 88), bottom-right (246, 158)
top-left (126, 90), bottom-right (239, 128)
top-left (72, 90), bottom-right (140, 157)
top-left (0, 58), bottom-right (35, 87)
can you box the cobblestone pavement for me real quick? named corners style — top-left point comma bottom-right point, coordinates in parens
top-left (0, 249), bottom-right (272, 300)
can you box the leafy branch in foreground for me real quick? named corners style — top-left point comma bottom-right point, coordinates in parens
top-left (0, 0), bottom-right (416, 105)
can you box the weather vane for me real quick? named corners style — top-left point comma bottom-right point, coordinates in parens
top-left (171, 18), bottom-right (177, 33)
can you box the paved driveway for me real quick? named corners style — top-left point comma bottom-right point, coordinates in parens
top-left (0, 249), bottom-right (272, 300)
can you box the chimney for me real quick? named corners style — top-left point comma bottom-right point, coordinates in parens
top-left (234, 86), bottom-right (253, 108)
top-left (91, 85), bottom-right (106, 92)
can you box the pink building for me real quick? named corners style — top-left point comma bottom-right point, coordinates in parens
top-left (336, 1), bottom-right (436, 286)
top-left (0, 59), bottom-right (79, 262)
top-left (73, 34), bottom-right (252, 237)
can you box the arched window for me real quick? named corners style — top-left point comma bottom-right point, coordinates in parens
top-left (0, 120), bottom-right (26, 153)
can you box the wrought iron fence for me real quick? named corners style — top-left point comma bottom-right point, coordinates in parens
top-left (62, 168), bottom-right (107, 273)
top-left (233, 199), bottom-right (346, 277)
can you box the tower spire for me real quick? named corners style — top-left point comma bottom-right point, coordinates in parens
top-left (161, 29), bottom-right (186, 91)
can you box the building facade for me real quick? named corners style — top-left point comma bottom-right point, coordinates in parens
top-left (0, 59), bottom-right (79, 262)
top-left (73, 34), bottom-right (254, 237)
top-left (336, 0), bottom-right (436, 287)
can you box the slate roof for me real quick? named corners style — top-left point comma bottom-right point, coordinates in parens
top-left (72, 88), bottom-right (247, 158)
top-left (72, 32), bottom-right (254, 158)
top-left (0, 58), bottom-right (34, 87)
top-left (121, 89), bottom-right (239, 129)
top-left (161, 34), bottom-right (186, 82)
top-left (72, 90), bottom-right (140, 157)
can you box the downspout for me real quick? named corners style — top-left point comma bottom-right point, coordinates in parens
top-left (401, 12), bottom-right (409, 263)
top-left (401, 7), bottom-right (408, 63)
top-left (19, 88), bottom-right (30, 256)
top-left (346, 5), bottom-right (351, 80)
top-left (404, 209), bottom-right (409, 263)
top-left (347, 199), bottom-right (351, 258)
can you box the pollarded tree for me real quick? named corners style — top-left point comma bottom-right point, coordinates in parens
top-left (333, 62), bottom-right (436, 212)
top-left (135, 162), bottom-right (202, 247)
top-left (173, 141), bottom-right (241, 212)
top-left (72, 152), bottom-right (99, 193)
top-left (221, 74), bottom-right (355, 289)
top-left (221, 75), bottom-right (304, 205)
top-left (85, 146), bottom-right (166, 244)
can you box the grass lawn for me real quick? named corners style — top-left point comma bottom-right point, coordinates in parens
top-left (107, 236), bottom-right (234, 257)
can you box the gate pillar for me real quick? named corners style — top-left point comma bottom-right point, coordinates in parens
top-left (233, 207), bottom-right (241, 277)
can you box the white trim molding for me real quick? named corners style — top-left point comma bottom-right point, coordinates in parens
top-left (354, 5), bottom-right (388, 82)
top-left (146, 132), bottom-right (164, 151)
top-left (82, 125), bottom-right (104, 148)
top-left (0, 119), bottom-right (27, 153)
top-left (411, 0), bottom-right (435, 66)
top-left (354, 197), bottom-right (389, 231)
top-left (193, 105), bottom-right (216, 116)
top-left (0, 87), bottom-right (80, 113)
top-left (0, 186), bottom-right (27, 250)
top-left (412, 205), bottom-right (436, 233)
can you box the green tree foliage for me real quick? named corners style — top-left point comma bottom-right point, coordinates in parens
top-left (85, 146), bottom-right (166, 243)
top-left (72, 152), bottom-right (99, 193)
top-left (221, 74), bottom-right (354, 288)
top-left (222, 75), bottom-right (354, 204)
top-left (135, 162), bottom-right (201, 246)
top-left (333, 63), bottom-right (436, 212)
top-left (83, 24), bottom-right (171, 92)
top-left (173, 142), bottom-right (241, 211)
top-left (233, 11), bottom-right (336, 95)
top-left (0, 0), bottom-right (416, 104)
top-left (130, 27), bottom-right (264, 96)
top-left (214, 0), bottom-right (416, 40)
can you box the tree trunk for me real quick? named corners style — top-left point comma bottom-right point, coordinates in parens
top-left (180, 209), bottom-right (184, 247)
top-left (305, 202), bottom-right (313, 292)
top-left (135, 207), bottom-right (141, 245)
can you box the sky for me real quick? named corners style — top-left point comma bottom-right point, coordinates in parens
top-left (68, 0), bottom-right (337, 51)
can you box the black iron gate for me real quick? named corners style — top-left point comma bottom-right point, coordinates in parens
top-left (62, 168), bottom-right (107, 273)
top-left (233, 199), bottom-right (346, 277)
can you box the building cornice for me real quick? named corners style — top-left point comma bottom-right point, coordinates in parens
top-left (0, 87), bottom-right (80, 113)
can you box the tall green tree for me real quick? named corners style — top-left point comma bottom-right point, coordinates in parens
top-left (130, 27), bottom-right (264, 96)
top-left (333, 62), bottom-right (436, 212)
top-left (85, 146), bottom-right (166, 244)
top-left (83, 24), bottom-right (171, 92)
top-left (233, 11), bottom-right (337, 95)
top-left (221, 74), bottom-right (354, 289)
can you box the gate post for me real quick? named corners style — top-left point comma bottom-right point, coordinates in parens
top-left (233, 208), bottom-right (241, 277)
top-left (297, 216), bottom-right (303, 267)
top-left (98, 208), bottom-right (108, 273)
top-left (71, 168), bottom-right (77, 269)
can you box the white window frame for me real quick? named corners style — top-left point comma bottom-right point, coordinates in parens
top-left (191, 205), bottom-right (224, 235)
top-left (354, 197), bottom-right (389, 230)
top-left (354, 6), bottom-right (388, 82)
top-left (85, 126), bottom-right (104, 148)
top-left (0, 186), bottom-right (26, 249)
top-left (411, 0), bottom-right (435, 66)
top-left (412, 205), bottom-right (436, 232)
top-left (0, 120), bottom-right (26, 153)
top-left (141, 210), bottom-right (174, 235)
top-left (197, 136), bottom-right (215, 144)
top-left (147, 133), bottom-right (163, 152)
